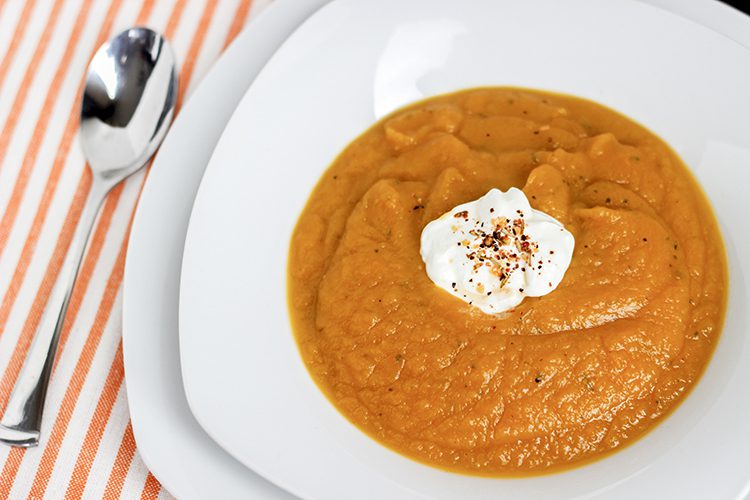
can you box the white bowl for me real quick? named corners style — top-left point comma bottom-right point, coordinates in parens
top-left (179, 0), bottom-right (750, 498)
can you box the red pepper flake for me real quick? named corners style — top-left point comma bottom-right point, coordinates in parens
top-left (453, 212), bottom-right (540, 294)
top-left (454, 210), bottom-right (469, 219)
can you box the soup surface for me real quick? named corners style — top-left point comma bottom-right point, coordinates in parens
top-left (287, 88), bottom-right (726, 475)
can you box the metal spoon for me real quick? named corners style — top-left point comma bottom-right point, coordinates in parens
top-left (0, 27), bottom-right (177, 447)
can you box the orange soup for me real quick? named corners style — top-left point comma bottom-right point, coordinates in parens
top-left (287, 88), bottom-right (727, 476)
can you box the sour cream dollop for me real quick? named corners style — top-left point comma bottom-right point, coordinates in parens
top-left (420, 188), bottom-right (574, 315)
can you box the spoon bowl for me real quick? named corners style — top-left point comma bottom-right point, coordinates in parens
top-left (81, 27), bottom-right (177, 180)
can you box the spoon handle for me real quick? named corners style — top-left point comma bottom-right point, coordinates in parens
top-left (0, 177), bottom-right (111, 447)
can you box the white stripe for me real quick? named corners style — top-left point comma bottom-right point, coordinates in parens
top-left (168, 0), bottom-right (208, 76)
top-left (118, 450), bottom-right (154, 499)
top-left (179, 0), bottom-right (238, 102)
top-left (157, 484), bottom-right (177, 500)
top-left (145, 0), bottom-right (181, 28)
top-left (79, 384), bottom-right (129, 499)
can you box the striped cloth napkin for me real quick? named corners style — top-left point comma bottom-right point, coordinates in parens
top-left (0, 0), bottom-right (270, 497)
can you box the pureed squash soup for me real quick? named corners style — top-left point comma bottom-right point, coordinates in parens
top-left (287, 88), bottom-right (727, 476)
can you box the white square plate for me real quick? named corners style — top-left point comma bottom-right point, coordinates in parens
top-left (178, 0), bottom-right (750, 498)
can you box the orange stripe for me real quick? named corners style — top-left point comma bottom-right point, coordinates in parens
top-left (101, 422), bottom-right (136, 500)
top-left (177, 0), bottom-right (219, 107)
top-left (134, 0), bottom-right (155, 26)
top-left (223, 0), bottom-right (254, 49)
top-left (0, 0), bottom-right (96, 259)
top-left (102, 422), bottom-right (135, 500)
top-left (0, 0), bottom-right (39, 92)
top-left (140, 473), bottom-right (161, 500)
top-left (63, 342), bottom-right (124, 499)
top-left (26, 214), bottom-right (131, 498)
top-left (164, 0), bottom-right (188, 40)
top-left (0, 0), bottom-right (66, 168)
top-left (0, 448), bottom-right (23, 500)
